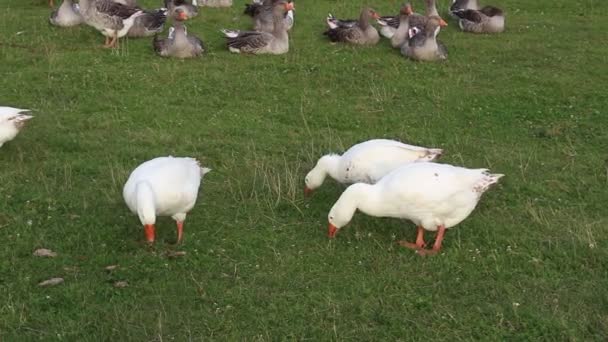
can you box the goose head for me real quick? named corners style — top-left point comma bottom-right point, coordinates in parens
top-left (304, 154), bottom-right (339, 196)
top-left (327, 184), bottom-right (367, 238)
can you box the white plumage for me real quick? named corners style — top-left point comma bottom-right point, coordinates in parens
top-left (327, 162), bottom-right (503, 255)
top-left (123, 156), bottom-right (211, 243)
top-left (0, 107), bottom-right (34, 148)
top-left (304, 139), bottom-right (443, 194)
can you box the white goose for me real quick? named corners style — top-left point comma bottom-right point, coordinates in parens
top-left (327, 162), bottom-right (503, 255)
top-left (0, 107), bottom-right (34, 148)
top-left (123, 156), bottom-right (211, 244)
top-left (304, 139), bottom-right (442, 195)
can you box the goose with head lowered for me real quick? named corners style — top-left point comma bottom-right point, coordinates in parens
top-left (304, 139), bottom-right (442, 196)
top-left (327, 162), bottom-right (503, 255)
top-left (123, 156), bottom-right (211, 244)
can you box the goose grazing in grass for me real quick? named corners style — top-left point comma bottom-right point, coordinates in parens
top-left (165, 0), bottom-right (199, 19)
top-left (123, 156), bottom-right (211, 244)
top-left (304, 139), bottom-right (442, 196)
top-left (127, 7), bottom-right (168, 37)
top-left (49, 0), bottom-right (84, 27)
top-left (324, 8), bottom-right (380, 45)
top-left (327, 162), bottom-right (503, 256)
top-left (452, 5), bottom-right (505, 33)
top-left (221, 0), bottom-right (293, 54)
top-left (153, 10), bottom-right (205, 58)
top-left (0, 107), bottom-right (34, 148)
top-left (401, 17), bottom-right (448, 61)
top-left (79, 0), bottom-right (144, 48)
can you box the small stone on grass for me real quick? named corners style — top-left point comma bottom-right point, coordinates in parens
top-left (33, 248), bottom-right (57, 258)
top-left (38, 277), bottom-right (64, 287)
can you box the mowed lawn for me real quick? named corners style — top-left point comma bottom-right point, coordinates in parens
top-left (1, 0), bottom-right (607, 339)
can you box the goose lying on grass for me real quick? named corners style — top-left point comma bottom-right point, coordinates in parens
top-left (452, 5), bottom-right (505, 33)
top-left (123, 156), bottom-right (211, 244)
top-left (0, 107), bottom-right (34, 148)
top-left (327, 162), bottom-right (503, 256)
top-left (153, 9), bottom-right (205, 58)
top-left (323, 7), bottom-right (381, 45)
top-left (304, 139), bottom-right (442, 195)
top-left (222, 0), bottom-right (293, 54)
top-left (401, 17), bottom-right (448, 61)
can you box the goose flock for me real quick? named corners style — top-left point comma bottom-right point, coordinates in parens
top-left (2, 107), bottom-right (503, 255)
top-left (3, 0), bottom-right (508, 255)
top-left (46, 0), bottom-right (505, 59)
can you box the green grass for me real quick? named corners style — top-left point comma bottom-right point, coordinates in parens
top-left (1, 0), bottom-right (608, 339)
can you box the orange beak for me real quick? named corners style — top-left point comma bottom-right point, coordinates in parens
top-left (304, 186), bottom-right (313, 197)
top-left (328, 223), bottom-right (337, 238)
top-left (439, 18), bottom-right (448, 27)
top-left (178, 12), bottom-right (188, 21)
top-left (372, 12), bottom-right (381, 20)
top-left (285, 2), bottom-right (294, 11)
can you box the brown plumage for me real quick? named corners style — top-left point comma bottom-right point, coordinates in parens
top-left (323, 8), bottom-right (380, 45)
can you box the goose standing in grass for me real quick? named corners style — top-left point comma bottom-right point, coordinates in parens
top-left (326, 162), bottom-right (503, 256)
top-left (401, 17), bottom-right (448, 61)
top-left (165, 0), bottom-right (199, 19)
top-left (153, 9), bottom-right (205, 58)
top-left (79, 0), bottom-right (144, 48)
top-left (0, 107), bottom-right (34, 148)
top-left (324, 8), bottom-right (380, 45)
top-left (49, 0), bottom-right (84, 27)
top-left (221, 0), bottom-right (293, 55)
top-left (123, 157), bottom-right (211, 244)
top-left (304, 139), bottom-right (442, 195)
top-left (452, 5), bottom-right (505, 33)
top-left (127, 7), bottom-right (168, 37)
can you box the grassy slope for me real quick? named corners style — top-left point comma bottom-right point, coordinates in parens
top-left (1, 0), bottom-right (607, 339)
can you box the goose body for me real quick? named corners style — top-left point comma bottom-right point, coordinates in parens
top-left (453, 6), bottom-right (505, 33)
top-left (127, 8), bottom-right (168, 37)
top-left (49, 0), bottom-right (84, 27)
top-left (450, 0), bottom-right (479, 18)
top-left (401, 18), bottom-right (447, 61)
top-left (327, 162), bottom-right (503, 255)
top-left (251, 0), bottom-right (294, 32)
top-left (80, 0), bottom-right (144, 48)
top-left (222, 0), bottom-right (292, 54)
top-left (323, 8), bottom-right (380, 45)
top-left (304, 139), bottom-right (442, 194)
top-left (0, 107), bottom-right (34, 148)
top-left (154, 19), bottom-right (205, 58)
top-left (123, 156), bottom-right (211, 243)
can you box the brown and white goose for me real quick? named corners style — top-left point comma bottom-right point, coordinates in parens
top-left (153, 9), bottom-right (205, 58)
top-left (80, 0), bottom-right (144, 48)
top-left (401, 17), bottom-right (447, 62)
top-left (222, 0), bottom-right (293, 54)
top-left (323, 8), bottom-right (380, 45)
top-left (49, 0), bottom-right (84, 27)
top-left (452, 5), bottom-right (505, 33)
